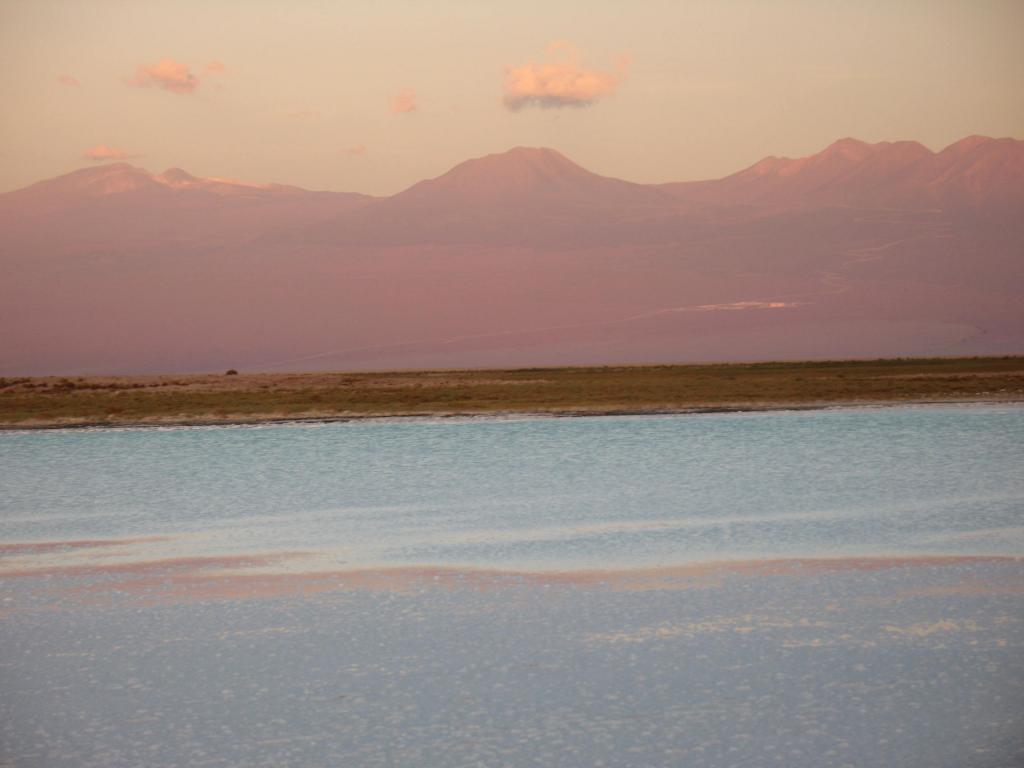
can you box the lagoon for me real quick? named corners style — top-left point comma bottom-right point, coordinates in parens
top-left (3, 405), bottom-right (1024, 571)
top-left (2, 405), bottom-right (1023, 767)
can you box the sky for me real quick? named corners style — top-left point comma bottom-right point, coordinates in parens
top-left (1, 0), bottom-right (1022, 195)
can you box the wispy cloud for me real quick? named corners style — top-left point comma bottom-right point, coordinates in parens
top-left (203, 60), bottom-right (227, 76)
top-left (57, 74), bottom-right (80, 87)
top-left (391, 88), bottom-right (417, 114)
top-left (504, 42), bottom-right (625, 111)
top-left (343, 145), bottom-right (367, 156)
top-left (83, 144), bottom-right (141, 162)
top-left (126, 58), bottom-right (200, 94)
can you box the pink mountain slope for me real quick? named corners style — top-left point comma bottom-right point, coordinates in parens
top-left (1, 137), bottom-right (1021, 374)
top-left (325, 146), bottom-right (681, 247)
top-left (4, 162), bottom-right (370, 211)
top-left (664, 136), bottom-right (1024, 210)
top-left (0, 163), bottom-right (374, 258)
top-left (387, 146), bottom-right (671, 210)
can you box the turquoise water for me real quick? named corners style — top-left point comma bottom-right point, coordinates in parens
top-left (3, 405), bottom-right (1023, 569)
top-left (3, 405), bottom-right (1024, 767)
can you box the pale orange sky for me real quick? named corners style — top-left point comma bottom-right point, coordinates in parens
top-left (1, 0), bottom-right (1022, 195)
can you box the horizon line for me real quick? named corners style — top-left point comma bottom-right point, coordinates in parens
top-left (7, 133), bottom-right (1020, 199)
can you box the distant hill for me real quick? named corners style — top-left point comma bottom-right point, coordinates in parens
top-left (4, 162), bottom-right (367, 205)
top-left (662, 136), bottom-right (1024, 210)
top-left (1, 137), bottom-right (1022, 374)
top-left (385, 146), bottom-right (670, 210)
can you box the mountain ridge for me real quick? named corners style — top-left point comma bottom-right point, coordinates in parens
top-left (6, 162), bottom-right (369, 203)
top-left (660, 135), bottom-right (1024, 209)
top-left (386, 146), bottom-right (668, 206)
top-left (2, 135), bottom-right (1021, 374)
top-left (6, 135), bottom-right (1021, 211)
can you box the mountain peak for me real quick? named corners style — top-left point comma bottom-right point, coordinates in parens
top-left (705, 134), bottom-right (1023, 210)
top-left (3, 163), bottom-right (299, 205)
top-left (34, 162), bottom-right (163, 196)
top-left (442, 146), bottom-right (584, 180)
top-left (498, 146), bottom-right (574, 165)
top-left (504, 145), bottom-right (566, 157)
top-left (940, 135), bottom-right (992, 155)
top-left (393, 146), bottom-right (600, 204)
top-left (379, 145), bottom-right (669, 219)
top-left (821, 137), bottom-right (876, 160)
top-left (158, 167), bottom-right (200, 187)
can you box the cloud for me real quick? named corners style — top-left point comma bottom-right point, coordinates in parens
top-left (57, 74), bottom-right (80, 87)
top-left (343, 145), bottom-right (367, 156)
top-left (503, 43), bottom-right (625, 111)
top-left (83, 144), bottom-right (141, 162)
top-left (204, 60), bottom-right (227, 75)
top-left (391, 88), bottom-right (417, 114)
top-left (126, 58), bottom-right (200, 94)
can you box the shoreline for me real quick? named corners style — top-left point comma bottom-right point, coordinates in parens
top-left (3, 395), bottom-right (1023, 432)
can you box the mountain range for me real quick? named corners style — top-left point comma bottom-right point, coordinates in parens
top-left (2, 136), bottom-right (1022, 374)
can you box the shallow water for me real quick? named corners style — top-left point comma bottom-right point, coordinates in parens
top-left (2, 406), bottom-right (1023, 767)
top-left (2, 405), bottom-right (1024, 571)
top-left (3, 561), bottom-right (1023, 768)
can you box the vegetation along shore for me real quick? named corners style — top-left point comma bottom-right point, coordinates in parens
top-left (2, 356), bottom-right (1022, 429)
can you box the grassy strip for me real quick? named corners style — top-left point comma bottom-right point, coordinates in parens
top-left (2, 356), bottom-right (1023, 427)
